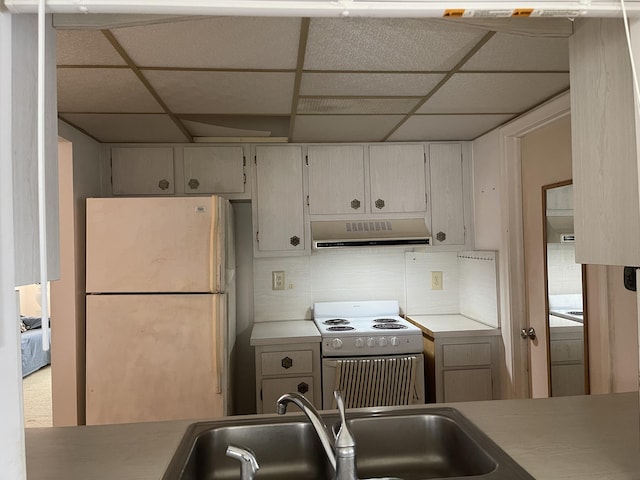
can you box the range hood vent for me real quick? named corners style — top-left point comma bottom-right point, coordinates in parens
top-left (312, 219), bottom-right (431, 249)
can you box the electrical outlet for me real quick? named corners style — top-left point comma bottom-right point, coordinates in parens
top-left (431, 271), bottom-right (443, 290)
top-left (272, 271), bottom-right (285, 291)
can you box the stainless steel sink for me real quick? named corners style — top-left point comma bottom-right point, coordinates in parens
top-left (170, 419), bottom-right (333, 480)
top-left (163, 407), bottom-right (533, 480)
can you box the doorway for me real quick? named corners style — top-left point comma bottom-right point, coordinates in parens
top-left (520, 115), bottom-right (574, 397)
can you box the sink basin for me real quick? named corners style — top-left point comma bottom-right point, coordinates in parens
top-left (163, 407), bottom-right (533, 480)
top-left (170, 419), bottom-right (333, 480)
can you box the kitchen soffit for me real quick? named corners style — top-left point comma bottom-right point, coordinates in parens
top-left (55, 16), bottom-right (572, 144)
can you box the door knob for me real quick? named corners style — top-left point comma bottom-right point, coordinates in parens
top-left (520, 327), bottom-right (536, 340)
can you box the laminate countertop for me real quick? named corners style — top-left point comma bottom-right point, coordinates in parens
top-left (250, 320), bottom-right (321, 346)
top-left (406, 314), bottom-right (500, 338)
top-left (26, 393), bottom-right (639, 479)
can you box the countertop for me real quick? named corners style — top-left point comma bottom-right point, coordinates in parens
top-left (25, 393), bottom-right (640, 479)
top-left (406, 314), bottom-right (500, 338)
top-left (549, 314), bottom-right (584, 328)
top-left (250, 320), bottom-right (321, 346)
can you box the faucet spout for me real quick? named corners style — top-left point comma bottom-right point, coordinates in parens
top-left (276, 392), bottom-right (337, 472)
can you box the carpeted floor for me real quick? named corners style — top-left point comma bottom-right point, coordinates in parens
top-left (22, 365), bottom-right (52, 428)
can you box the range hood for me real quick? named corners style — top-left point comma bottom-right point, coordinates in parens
top-left (312, 219), bottom-right (431, 249)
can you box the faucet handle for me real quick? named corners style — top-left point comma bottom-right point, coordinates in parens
top-left (334, 390), bottom-right (355, 449)
top-left (226, 445), bottom-right (260, 480)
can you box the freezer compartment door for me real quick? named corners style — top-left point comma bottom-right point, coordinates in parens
top-left (86, 196), bottom-right (227, 293)
top-left (86, 294), bottom-right (225, 425)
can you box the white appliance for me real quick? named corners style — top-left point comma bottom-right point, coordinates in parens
top-left (313, 300), bottom-right (425, 409)
top-left (85, 196), bottom-right (235, 425)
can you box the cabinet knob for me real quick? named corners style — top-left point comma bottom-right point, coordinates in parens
top-left (289, 235), bottom-right (300, 247)
top-left (158, 179), bottom-right (170, 191)
top-left (281, 356), bottom-right (293, 369)
top-left (297, 382), bottom-right (309, 394)
top-left (375, 198), bottom-right (385, 209)
top-left (436, 231), bottom-right (447, 242)
top-left (188, 178), bottom-right (200, 190)
top-left (351, 199), bottom-right (361, 210)
top-left (520, 327), bottom-right (537, 340)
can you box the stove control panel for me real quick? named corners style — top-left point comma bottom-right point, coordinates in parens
top-left (322, 333), bottom-right (423, 356)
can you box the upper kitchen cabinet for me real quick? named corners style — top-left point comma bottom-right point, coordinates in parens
top-left (111, 147), bottom-right (175, 195)
top-left (253, 145), bottom-right (307, 256)
top-left (307, 145), bottom-right (366, 215)
top-left (369, 144), bottom-right (427, 214)
top-left (429, 143), bottom-right (465, 246)
top-left (569, 18), bottom-right (640, 266)
top-left (183, 146), bottom-right (246, 195)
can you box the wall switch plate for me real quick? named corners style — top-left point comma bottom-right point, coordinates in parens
top-left (272, 271), bottom-right (285, 291)
top-left (431, 271), bottom-right (443, 290)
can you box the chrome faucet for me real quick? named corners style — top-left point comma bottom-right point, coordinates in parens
top-left (276, 392), bottom-right (403, 480)
top-left (276, 391), bottom-right (338, 473)
top-left (225, 445), bottom-right (260, 480)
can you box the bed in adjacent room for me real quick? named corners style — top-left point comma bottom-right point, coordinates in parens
top-left (21, 316), bottom-right (51, 377)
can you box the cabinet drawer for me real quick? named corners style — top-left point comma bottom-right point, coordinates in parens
top-left (442, 343), bottom-right (491, 367)
top-left (261, 350), bottom-right (313, 375)
top-left (261, 376), bottom-right (315, 413)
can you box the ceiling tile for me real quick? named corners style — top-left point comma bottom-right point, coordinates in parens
top-left (388, 114), bottom-right (515, 141)
top-left (304, 18), bottom-right (489, 71)
top-left (57, 68), bottom-right (164, 113)
top-left (144, 70), bottom-right (295, 114)
top-left (110, 17), bottom-right (301, 69)
top-left (292, 115), bottom-right (404, 142)
top-left (300, 72), bottom-right (445, 96)
top-left (182, 120), bottom-right (273, 138)
top-left (60, 114), bottom-right (190, 143)
top-left (462, 33), bottom-right (569, 71)
top-left (297, 98), bottom-right (420, 115)
top-left (56, 30), bottom-right (126, 66)
top-left (179, 114), bottom-right (289, 137)
top-left (417, 73), bottom-right (569, 114)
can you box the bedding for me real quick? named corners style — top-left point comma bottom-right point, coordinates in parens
top-left (21, 316), bottom-right (50, 377)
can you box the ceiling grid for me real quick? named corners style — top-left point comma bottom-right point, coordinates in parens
top-left (55, 16), bottom-right (571, 143)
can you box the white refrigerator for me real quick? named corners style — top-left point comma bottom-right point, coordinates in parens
top-left (85, 196), bottom-right (235, 425)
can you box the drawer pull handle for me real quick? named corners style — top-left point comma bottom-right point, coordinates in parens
top-left (281, 356), bottom-right (293, 369)
top-left (297, 382), bottom-right (309, 394)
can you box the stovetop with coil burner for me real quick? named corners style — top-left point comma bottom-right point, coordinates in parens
top-left (313, 300), bottom-right (423, 357)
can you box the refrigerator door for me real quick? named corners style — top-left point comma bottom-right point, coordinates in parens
top-left (86, 293), bottom-right (226, 425)
top-left (86, 196), bottom-right (226, 293)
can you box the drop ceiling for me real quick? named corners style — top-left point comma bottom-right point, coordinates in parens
top-left (55, 15), bottom-right (572, 144)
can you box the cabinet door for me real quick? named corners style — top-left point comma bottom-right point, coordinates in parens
top-left (111, 147), bottom-right (174, 195)
top-left (183, 146), bottom-right (245, 194)
top-left (261, 376), bottom-right (315, 414)
top-left (307, 145), bottom-right (365, 215)
top-left (369, 144), bottom-right (426, 214)
top-left (429, 144), bottom-right (465, 245)
top-left (255, 145), bottom-right (305, 253)
top-left (570, 19), bottom-right (640, 265)
top-left (443, 369), bottom-right (493, 402)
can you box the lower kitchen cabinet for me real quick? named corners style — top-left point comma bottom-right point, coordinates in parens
top-left (423, 333), bottom-right (500, 403)
top-left (549, 322), bottom-right (585, 397)
top-left (250, 321), bottom-right (322, 414)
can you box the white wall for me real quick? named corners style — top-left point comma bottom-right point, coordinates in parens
top-left (51, 121), bottom-right (104, 425)
top-left (471, 129), bottom-right (501, 251)
top-left (253, 249), bottom-right (498, 324)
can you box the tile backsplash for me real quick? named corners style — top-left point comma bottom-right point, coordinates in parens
top-left (253, 248), bottom-right (498, 326)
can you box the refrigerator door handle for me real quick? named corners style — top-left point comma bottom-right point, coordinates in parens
top-left (215, 297), bottom-right (224, 395)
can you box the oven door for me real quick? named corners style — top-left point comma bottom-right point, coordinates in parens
top-left (321, 354), bottom-right (425, 409)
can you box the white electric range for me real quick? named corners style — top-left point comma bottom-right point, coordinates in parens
top-left (312, 300), bottom-right (425, 409)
